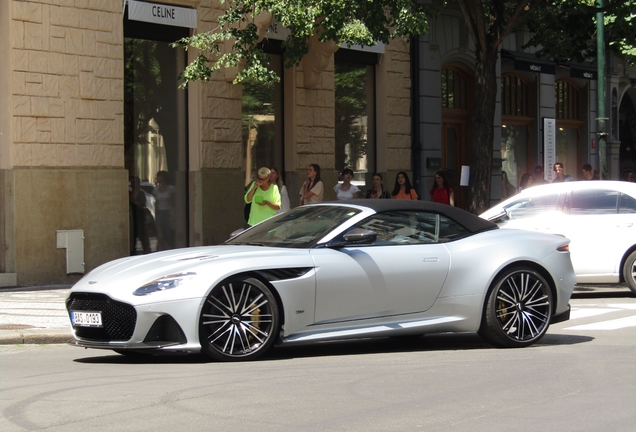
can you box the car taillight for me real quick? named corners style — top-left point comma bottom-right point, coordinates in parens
top-left (557, 244), bottom-right (569, 252)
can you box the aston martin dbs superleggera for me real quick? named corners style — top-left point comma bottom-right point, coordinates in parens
top-left (67, 200), bottom-right (575, 361)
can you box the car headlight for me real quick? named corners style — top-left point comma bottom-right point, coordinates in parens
top-left (133, 272), bottom-right (197, 296)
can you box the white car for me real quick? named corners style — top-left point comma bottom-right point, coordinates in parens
top-left (67, 201), bottom-right (575, 361)
top-left (481, 181), bottom-right (636, 294)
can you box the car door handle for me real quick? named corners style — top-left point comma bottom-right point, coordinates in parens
top-left (423, 257), bottom-right (439, 263)
top-left (617, 223), bottom-right (633, 228)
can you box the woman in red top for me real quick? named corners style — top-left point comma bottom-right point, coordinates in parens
top-left (429, 170), bottom-right (454, 206)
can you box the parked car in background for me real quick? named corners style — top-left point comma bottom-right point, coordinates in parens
top-left (481, 181), bottom-right (636, 294)
top-left (67, 200), bottom-right (574, 361)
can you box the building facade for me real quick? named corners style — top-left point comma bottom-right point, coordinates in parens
top-left (414, 11), bottom-right (636, 207)
top-left (0, 0), bottom-right (413, 286)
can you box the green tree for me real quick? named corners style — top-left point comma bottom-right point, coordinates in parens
top-left (173, 0), bottom-right (430, 85)
top-left (175, 0), bottom-right (636, 214)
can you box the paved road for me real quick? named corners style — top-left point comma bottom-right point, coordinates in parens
top-left (0, 285), bottom-right (635, 431)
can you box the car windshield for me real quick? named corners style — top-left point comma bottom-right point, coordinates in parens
top-left (501, 192), bottom-right (561, 219)
top-left (226, 205), bottom-right (362, 248)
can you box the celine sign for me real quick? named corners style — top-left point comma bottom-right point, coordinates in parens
top-left (125, 0), bottom-right (198, 29)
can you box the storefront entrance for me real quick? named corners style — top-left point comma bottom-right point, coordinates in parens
top-left (124, 11), bottom-right (189, 254)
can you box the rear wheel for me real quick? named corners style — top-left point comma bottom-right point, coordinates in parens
top-left (479, 267), bottom-right (553, 348)
top-left (622, 250), bottom-right (636, 295)
top-left (199, 277), bottom-right (279, 361)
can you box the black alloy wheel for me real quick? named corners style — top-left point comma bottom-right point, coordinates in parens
top-left (479, 266), bottom-right (553, 348)
top-left (199, 277), bottom-right (279, 361)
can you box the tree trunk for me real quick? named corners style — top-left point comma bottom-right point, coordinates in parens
top-left (467, 47), bottom-right (499, 215)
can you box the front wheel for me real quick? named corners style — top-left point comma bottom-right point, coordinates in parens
top-left (622, 250), bottom-right (636, 295)
top-left (199, 277), bottom-right (279, 361)
top-left (479, 267), bottom-right (553, 348)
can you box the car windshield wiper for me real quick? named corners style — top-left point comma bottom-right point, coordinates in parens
top-left (228, 242), bottom-right (266, 246)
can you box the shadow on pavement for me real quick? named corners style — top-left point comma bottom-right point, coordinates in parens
top-left (71, 331), bottom-right (593, 364)
top-left (572, 285), bottom-right (635, 299)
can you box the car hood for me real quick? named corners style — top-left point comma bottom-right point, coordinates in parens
top-left (70, 246), bottom-right (313, 303)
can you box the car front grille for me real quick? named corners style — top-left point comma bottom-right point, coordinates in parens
top-left (67, 293), bottom-right (137, 341)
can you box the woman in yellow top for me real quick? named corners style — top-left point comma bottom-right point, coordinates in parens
top-left (245, 167), bottom-right (281, 226)
top-left (391, 171), bottom-right (418, 200)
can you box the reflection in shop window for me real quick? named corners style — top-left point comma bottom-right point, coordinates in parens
top-left (501, 74), bottom-right (531, 190)
top-left (124, 37), bottom-right (188, 254)
top-left (441, 68), bottom-right (468, 110)
top-left (242, 54), bottom-right (283, 187)
top-left (335, 61), bottom-right (374, 187)
top-left (501, 125), bottom-right (528, 190)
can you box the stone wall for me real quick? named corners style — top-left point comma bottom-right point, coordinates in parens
top-left (11, 0), bottom-right (124, 168)
top-left (2, 0), bottom-right (127, 285)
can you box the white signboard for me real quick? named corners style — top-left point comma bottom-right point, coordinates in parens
top-left (543, 117), bottom-right (556, 182)
top-left (126, 0), bottom-right (198, 29)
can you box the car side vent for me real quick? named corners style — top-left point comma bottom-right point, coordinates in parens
top-left (257, 267), bottom-right (313, 281)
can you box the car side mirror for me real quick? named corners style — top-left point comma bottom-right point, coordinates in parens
top-left (229, 228), bottom-right (246, 239)
top-left (486, 209), bottom-right (509, 223)
top-left (343, 228), bottom-right (378, 245)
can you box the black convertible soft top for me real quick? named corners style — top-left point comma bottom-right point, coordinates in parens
top-left (318, 200), bottom-right (498, 235)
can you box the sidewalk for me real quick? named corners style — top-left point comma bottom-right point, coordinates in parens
top-left (0, 285), bottom-right (72, 345)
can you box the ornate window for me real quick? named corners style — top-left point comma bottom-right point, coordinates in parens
top-left (441, 68), bottom-right (468, 110)
top-left (555, 80), bottom-right (581, 121)
top-left (501, 74), bottom-right (530, 117)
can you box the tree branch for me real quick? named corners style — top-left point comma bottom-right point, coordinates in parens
top-left (456, 0), bottom-right (481, 51)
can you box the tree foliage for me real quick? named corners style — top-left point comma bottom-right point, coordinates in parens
top-left (524, 0), bottom-right (636, 65)
top-left (173, 0), bottom-right (431, 85)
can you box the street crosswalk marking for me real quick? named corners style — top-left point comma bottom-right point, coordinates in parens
top-left (568, 308), bottom-right (619, 320)
top-left (565, 316), bottom-right (636, 331)
top-left (564, 303), bottom-right (636, 331)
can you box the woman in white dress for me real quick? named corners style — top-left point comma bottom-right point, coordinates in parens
top-left (333, 168), bottom-right (360, 200)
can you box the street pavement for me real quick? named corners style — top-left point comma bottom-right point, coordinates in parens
top-left (0, 284), bottom-right (633, 346)
top-left (0, 285), bottom-right (72, 344)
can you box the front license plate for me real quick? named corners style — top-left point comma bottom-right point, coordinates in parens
top-left (71, 311), bottom-right (103, 327)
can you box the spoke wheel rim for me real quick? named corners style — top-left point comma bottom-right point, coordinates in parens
top-left (494, 271), bottom-right (551, 342)
top-left (200, 280), bottom-right (274, 358)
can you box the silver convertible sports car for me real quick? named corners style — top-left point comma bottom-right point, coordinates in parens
top-left (66, 201), bottom-right (575, 361)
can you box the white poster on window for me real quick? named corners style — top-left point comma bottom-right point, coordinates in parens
top-left (543, 118), bottom-right (556, 182)
top-left (460, 165), bottom-right (470, 186)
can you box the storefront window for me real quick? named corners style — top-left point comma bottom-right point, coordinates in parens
top-left (241, 54), bottom-right (283, 186)
top-left (501, 125), bottom-right (528, 189)
top-left (335, 55), bottom-right (375, 189)
top-left (501, 73), bottom-right (532, 189)
top-left (555, 79), bottom-right (582, 176)
top-left (124, 24), bottom-right (188, 254)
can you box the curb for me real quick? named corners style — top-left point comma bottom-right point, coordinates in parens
top-left (0, 329), bottom-right (72, 345)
